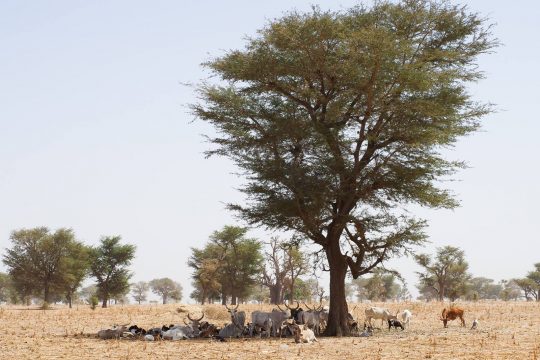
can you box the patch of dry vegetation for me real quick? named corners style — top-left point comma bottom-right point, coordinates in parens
top-left (0, 301), bottom-right (539, 359)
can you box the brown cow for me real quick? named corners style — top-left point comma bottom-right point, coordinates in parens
top-left (440, 307), bottom-right (465, 328)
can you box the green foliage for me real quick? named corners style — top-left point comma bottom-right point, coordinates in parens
top-left (149, 278), bottom-right (183, 304)
top-left (90, 295), bottom-right (99, 310)
top-left (514, 264), bottom-right (540, 301)
top-left (415, 245), bottom-right (472, 301)
top-left (350, 271), bottom-right (402, 302)
top-left (290, 278), bottom-right (312, 301)
top-left (2, 227), bottom-right (89, 304)
top-left (499, 279), bottom-right (522, 301)
top-left (261, 237), bottom-right (310, 304)
top-left (189, 226), bottom-right (263, 304)
top-left (466, 277), bottom-right (502, 300)
top-left (0, 272), bottom-right (13, 303)
top-left (89, 236), bottom-right (136, 308)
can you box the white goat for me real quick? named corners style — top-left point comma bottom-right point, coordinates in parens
top-left (401, 309), bottom-right (412, 328)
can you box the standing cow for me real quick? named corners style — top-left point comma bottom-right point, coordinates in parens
top-left (440, 307), bottom-right (465, 328)
top-left (364, 307), bottom-right (396, 328)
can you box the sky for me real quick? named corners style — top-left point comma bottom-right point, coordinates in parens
top-left (0, 0), bottom-right (539, 303)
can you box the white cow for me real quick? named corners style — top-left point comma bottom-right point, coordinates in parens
top-left (364, 307), bottom-right (396, 328)
top-left (293, 324), bottom-right (318, 343)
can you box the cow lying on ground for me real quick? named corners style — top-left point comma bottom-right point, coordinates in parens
top-left (98, 325), bottom-right (128, 339)
top-left (440, 307), bottom-right (465, 328)
top-left (285, 321), bottom-right (318, 344)
top-left (218, 303), bottom-right (246, 338)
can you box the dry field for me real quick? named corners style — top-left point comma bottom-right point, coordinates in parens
top-left (0, 301), bottom-right (539, 360)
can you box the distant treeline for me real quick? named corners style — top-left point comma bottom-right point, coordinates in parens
top-left (1, 226), bottom-right (538, 307)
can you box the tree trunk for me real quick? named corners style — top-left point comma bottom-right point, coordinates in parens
top-left (67, 293), bottom-right (73, 309)
top-left (231, 295), bottom-right (237, 305)
top-left (44, 284), bottom-right (50, 304)
top-left (163, 295), bottom-right (167, 305)
top-left (290, 278), bottom-right (295, 304)
top-left (438, 280), bottom-right (445, 301)
top-left (323, 239), bottom-right (350, 337)
top-left (102, 298), bottom-right (108, 308)
top-left (269, 284), bottom-right (280, 304)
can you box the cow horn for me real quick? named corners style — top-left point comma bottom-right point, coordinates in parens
top-left (286, 300), bottom-right (299, 310)
top-left (303, 302), bottom-right (313, 311)
top-left (183, 317), bottom-right (190, 325)
top-left (187, 313), bottom-right (194, 322)
top-left (195, 312), bottom-right (204, 321)
top-left (276, 304), bottom-right (286, 312)
top-left (316, 302), bottom-right (324, 311)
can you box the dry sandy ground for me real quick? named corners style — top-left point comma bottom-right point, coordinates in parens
top-left (0, 301), bottom-right (539, 359)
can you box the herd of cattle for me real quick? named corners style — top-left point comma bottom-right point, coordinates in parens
top-left (97, 303), bottom-right (472, 343)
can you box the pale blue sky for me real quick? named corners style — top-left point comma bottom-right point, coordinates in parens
top-left (1, 1), bottom-right (538, 301)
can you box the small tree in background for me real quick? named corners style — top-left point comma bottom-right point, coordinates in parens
top-left (261, 237), bottom-right (310, 304)
top-left (78, 284), bottom-right (98, 304)
top-left (467, 277), bottom-right (502, 300)
top-left (131, 281), bottom-right (149, 304)
top-left (62, 242), bottom-right (91, 308)
top-left (415, 246), bottom-right (471, 301)
top-left (499, 279), bottom-right (522, 301)
top-left (89, 236), bottom-right (136, 308)
top-left (516, 263), bottom-right (540, 301)
top-left (149, 278), bottom-right (182, 304)
top-left (189, 226), bottom-right (263, 304)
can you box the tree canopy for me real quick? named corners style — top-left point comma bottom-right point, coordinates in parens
top-left (89, 236), bottom-right (136, 308)
top-left (149, 278), bottom-right (183, 304)
top-left (415, 245), bottom-right (471, 301)
top-left (194, 0), bottom-right (495, 335)
top-left (131, 281), bottom-right (150, 304)
top-left (2, 227), bottom-right (89, 305)
top-left (189, 226), bottom-right (263, 304)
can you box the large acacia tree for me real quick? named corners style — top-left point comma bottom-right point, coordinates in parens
top-left (194, 0), bottom-right (495, 335)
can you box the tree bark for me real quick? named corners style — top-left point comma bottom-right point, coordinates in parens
top-left (102, 298), bottom-right (108, 308)
top-left (269, 284), bottom-right (281, 304)
top-left (323, 239), bottom-right (350, 336)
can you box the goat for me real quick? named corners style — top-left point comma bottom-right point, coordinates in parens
top-left (388, 318), bottom-right (404, 330)
top-left (401, 310), bottom-right (412, 328)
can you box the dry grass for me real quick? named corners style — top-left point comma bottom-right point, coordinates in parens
top-left (0, 301), bottom-right (539, 359)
